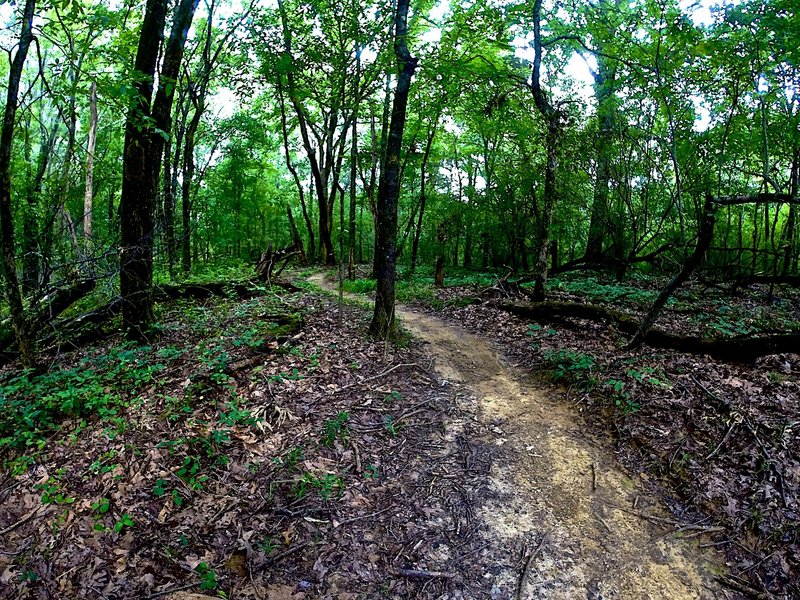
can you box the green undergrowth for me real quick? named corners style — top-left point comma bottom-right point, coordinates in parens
top-left (0, 292), bottom-right (299, 467)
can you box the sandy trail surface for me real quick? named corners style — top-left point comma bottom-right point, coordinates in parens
top-left (309, 274), bottom-right (724, 599)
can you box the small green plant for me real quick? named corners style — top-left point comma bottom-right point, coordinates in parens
top-left (383, 390), bottom-right (403, 404)
top-left (269, 368), bottom-right (304, 383)
top-left (113, 513), bottom-right (135, 533)
top-left (273, 445), bottom-right (304, 470)
top-left (364, 464), bottom-right (379, 480)
top-left (36, 478), bottom-right (75, 505)
top-left (195, 562), bottom-right (218, 591)
top-left (294, 471), bottom-right (344, 500)
top-left (177, 455), bottom-right (208, 490)
top-left (604, 379), bottom-right (640, 414)
top-left (321, 411), bottom-right (350, 446)
top-left (383, 415), bottom-right (399, 437)
top-left (257, 537), bottom-right (279, 554)
top-left (91, 497), bottom-right (111, 515)
top-left (543, 349), bottom-right (597, 391)
top-left (219, 402), bottom-right (257, 427)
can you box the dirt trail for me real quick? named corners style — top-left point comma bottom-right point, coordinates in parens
top-left (309, 275), bottom-right (724, 599)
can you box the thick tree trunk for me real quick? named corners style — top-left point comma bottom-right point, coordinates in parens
top-left (0, 0), bottom-right (37, 367)
top-left (120, 0), bottom-right (198, 338)
top-left (119, 0), bottom-right (167, 338)
top-left (370, 0), bottom-right (417, 338)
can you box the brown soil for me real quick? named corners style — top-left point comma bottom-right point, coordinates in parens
top-left (311, 273), bottom-right (726, 599)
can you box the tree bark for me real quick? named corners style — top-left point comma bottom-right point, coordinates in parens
top-left (0, 0), bottom-right (37, 367)
top-left (585, 53), bottom-right (616, 263)
top-left (500, 300), bottom-right (800, 362)
top-left (120, 0), bottom-right (198, 338)
top-left (83, 81), bottom-right (98, 247)
top-left (410, 123), bottom-right (437, 275)
top-left (370, 0), bottom-right (417, 338)
top-left (529, 0), bottom-right (562, 302)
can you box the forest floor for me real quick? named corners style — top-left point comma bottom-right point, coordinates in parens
top-left (0, 267), bottom-right (796, 599)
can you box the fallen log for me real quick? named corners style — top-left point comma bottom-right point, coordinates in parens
top-left (2, 279), bottom-right (301, 365)
top-left (0, 278), bottom-right (97, 352)
top-left (498, 300), bottom-right (800, 362)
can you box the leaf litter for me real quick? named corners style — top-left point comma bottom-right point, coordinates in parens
top-left (0, 285), bottom-right (496, 598)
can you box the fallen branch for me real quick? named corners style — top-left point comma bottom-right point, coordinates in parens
top-left (498, 300), bottom-right (800, 361)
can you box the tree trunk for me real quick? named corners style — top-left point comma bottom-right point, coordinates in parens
top-left (410, 123), bottom-right (436, 275)
top-left (585, 53), bottom-right (616, 263)
top-left (629, 195), bottom-right (716, 348)
top-left (83, 81), bottom-right (98, 247)
top-left (529, 0), bottom-right (562, 302)
top-left (277, 79), bottom-right (315, 259)
top-left (120, 0), bottom-right (198, 338)
top-left (0, 0), bottom-right (37, 367)
top-left (370, 0), bottom-right (417, 338)
top-left (348, 48), bottom-right (361, 280)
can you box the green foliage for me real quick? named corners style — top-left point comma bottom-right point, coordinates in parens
top-left (273, 445), bottom-right (305, 471)
top-left (195, 562), bottom-right (218, 591)
top-left (321, 412), bottom-right (350, 447)
top-left (113, 513), bottom-right (135, 533)
top-left (294, 471), bottom-right (344, 500)
top-left (383, 415), bottom-right (400, 437)
top-left (542, 349), bottom-right (598, 391)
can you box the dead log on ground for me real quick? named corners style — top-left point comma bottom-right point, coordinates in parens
top-left (499, 300), bottom-right (800, 362)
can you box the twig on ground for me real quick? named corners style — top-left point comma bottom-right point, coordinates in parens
top-left (516, 534), bottom-right (547, 600)
top-left (0, 506), bottom-right (45, 536)
top-left (397, 568), bottom-right (456, 579)
top-left (264, 541), bottom-right (309, 567)
top-left (590, 463), bottom-right (597, 491)
top-left (337, 363), bottom-right (417, 392)
top-left (144, 581), bottom-right (198, 599)
top-left (335, 506), bottom-right (396, 528)
top-left (704, 421), bottom-right (737, 461)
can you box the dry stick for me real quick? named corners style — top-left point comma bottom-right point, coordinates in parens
top-left (337, 362), bottom-right (417, 392)
top-left (264, 541), bottom-right (309, 567)
top-left (397, 568), bottom-right (456, 579)
top-left (350, 439), bottom-right (362, 473)
top-left (0, 506), bottom-right (45, 536)
top-left (604, 501), bottom-right (725, 532)
top-left (336, 506), bottom-right (396, 528)
top-left (516, 535), bottom-right (547, 600)
top-left (704, 421), bottom-right (737, 461)
top-left (144, 581), bottom-right (199, 599)
top-left (590, 463), bottom-right (597, 491)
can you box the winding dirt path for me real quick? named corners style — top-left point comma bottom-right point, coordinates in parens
top-left (309, 274), bottom-right (724, 599)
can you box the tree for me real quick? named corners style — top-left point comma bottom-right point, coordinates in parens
top-left (370, 0), bottom-right (417, 338)
top-left (119, 0), bottom-right (199, 338)
top-left (527, 0), bottom-right (565, 301)
top-left (0, 0), bottom-right (37, 367)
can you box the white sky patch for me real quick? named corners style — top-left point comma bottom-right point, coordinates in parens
top-left (513, 36), bottom-right (595, 103)
top-left (678, 0), bottom-right (715, 27)
top-left (209, 88), bottom-right (239, 120)
top-left (690, 94), bottom-right (712, 132)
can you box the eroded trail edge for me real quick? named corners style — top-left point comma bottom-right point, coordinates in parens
top-left (310, 274), bottom-right (724, 599)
